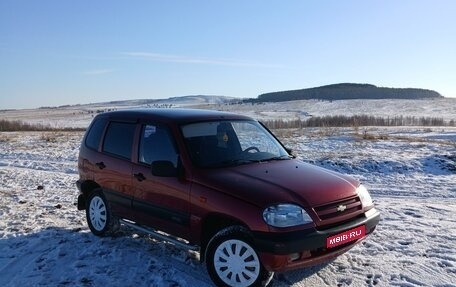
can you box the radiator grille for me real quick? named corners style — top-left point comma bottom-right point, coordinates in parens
top-left (314, 196), bottom-right (362, 221)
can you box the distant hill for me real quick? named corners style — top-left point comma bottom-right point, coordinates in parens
top-left (104, 95), bottom-right (237, 106)
top-left (252, 83), bottom-right (442, 102)
top-left (59, 95), bottom-right (237, 108)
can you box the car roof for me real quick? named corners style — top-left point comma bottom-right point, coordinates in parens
top-left (95, 108), bottom-right (253, 124)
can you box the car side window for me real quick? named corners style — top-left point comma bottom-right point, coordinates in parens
top-left (85, 118), bottom-right (107, 150)
top-left (139, 124), bottom-right (178, 167)
top-left (102, 122), bottom-right (136, 159)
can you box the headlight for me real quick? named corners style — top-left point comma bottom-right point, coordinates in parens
top-left (357, 184), bottom-right (373, 207)
top-left (263, 204), bottom-right (313, 227)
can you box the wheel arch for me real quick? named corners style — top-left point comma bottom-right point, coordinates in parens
top-left (204, 224), bottom-right (274, 286)
top-left (77, 180), bottom-right (101, 210)
top-left (199, 212), bottom-right (250, 262)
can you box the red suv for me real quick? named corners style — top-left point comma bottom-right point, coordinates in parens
top-left (76, 109), bottom-right (380, 287)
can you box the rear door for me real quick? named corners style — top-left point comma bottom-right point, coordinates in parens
top-left (97, 121), bottom-right (136, 220)
top-left (131, 123), bottom-right (191, 239)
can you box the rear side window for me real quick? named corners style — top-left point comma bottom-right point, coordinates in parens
top-left (85, 118), bottom-right (107, 150)
top-left (102, 122), bottom-right (136, 159)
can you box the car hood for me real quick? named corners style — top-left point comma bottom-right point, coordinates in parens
top-left (194, 159), bottom-right (359, 208)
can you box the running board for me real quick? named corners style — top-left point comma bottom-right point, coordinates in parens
top-left (119, 219), bottom-right (199, 251)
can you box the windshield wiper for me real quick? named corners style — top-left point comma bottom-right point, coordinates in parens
top-left (218, 155), bottom-right (292, 167)
top-left (263, 155), bottom-right (293, 161)
top-left (219, 158), bottom-right (261, 167)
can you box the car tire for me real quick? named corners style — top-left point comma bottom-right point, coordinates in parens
top-left (205, 226), bottom-right (274, 287)
top-left (86, 189), bottom-right (119, 236)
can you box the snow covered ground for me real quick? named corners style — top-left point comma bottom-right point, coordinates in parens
top-left (1, 125), bottom-right (455, 286)
top-left (1, 98), bottom-right (456, 128)
top-left (216, 98), bottom-right (456, 123)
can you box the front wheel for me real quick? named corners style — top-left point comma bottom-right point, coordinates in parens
top-left (205, 226), bottom-right (273, 287)
top-left (86, 190), bottom-right (119, 236)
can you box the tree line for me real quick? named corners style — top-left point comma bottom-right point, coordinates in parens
top-left (0, 119), bottom-right (84, 132)
top-left (248, 83), bottom-right (442, 102)
top-left (263, 115), bottom-right (455, 129)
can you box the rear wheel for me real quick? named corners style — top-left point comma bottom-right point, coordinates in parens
top-left (86, 190), bottom-right (119, 236)
top-left (205, 226), bottom-right (273, 287)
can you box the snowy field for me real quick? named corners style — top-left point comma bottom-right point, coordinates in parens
top-left (1, 98), bottom-right (456, 128)
top-left (1, 125), bottom-right (455, 286)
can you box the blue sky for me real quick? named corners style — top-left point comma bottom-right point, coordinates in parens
top-left (1, 0), bottom-right (455, 109)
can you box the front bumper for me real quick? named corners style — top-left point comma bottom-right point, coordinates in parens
top-left (253, 208), bottom-right (380, 272)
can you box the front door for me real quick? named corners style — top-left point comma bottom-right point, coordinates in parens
top-left (131, 123), bottom-right (191, 239)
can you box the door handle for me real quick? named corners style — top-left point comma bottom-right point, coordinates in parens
top-left (95, 162), bottom-right (106, 169)
top-left (133, 173), bottom-right (146, 182)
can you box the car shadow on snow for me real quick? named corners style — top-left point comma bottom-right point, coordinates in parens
top-left (0, 226), bottom-right (212, 287)
top-left (272, 263), bottom-right (330, 286)
top-left (0, 226), bottom-right (329, 286)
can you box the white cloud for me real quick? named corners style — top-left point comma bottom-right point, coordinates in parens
top-left (122, 52), bottom-right (281, 68)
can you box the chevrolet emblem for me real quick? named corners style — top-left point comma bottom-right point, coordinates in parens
top-left (337, 205), bottom-right (347, 212)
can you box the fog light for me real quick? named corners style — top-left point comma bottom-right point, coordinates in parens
top-left (288, 253), bottom-right (300, 262)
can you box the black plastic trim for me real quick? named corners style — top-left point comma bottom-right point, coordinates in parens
top-left (253, 209), bottom-right (380, 254)
top-left (76, 180), bottom-right (83, 192)
top-left (132, 199), bottom-right (190, 226)
top-left (103, 189), bottom-right (133, 209)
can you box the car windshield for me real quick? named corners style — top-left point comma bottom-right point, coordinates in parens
top-left (181, 120), bottom-right (290, 168)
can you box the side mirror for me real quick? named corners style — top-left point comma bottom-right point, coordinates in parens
top-left (151, 160), bottom-right (177, 177)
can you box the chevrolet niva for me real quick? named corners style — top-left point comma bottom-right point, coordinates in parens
top-left (76, 109), bottom-right (380, 287)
